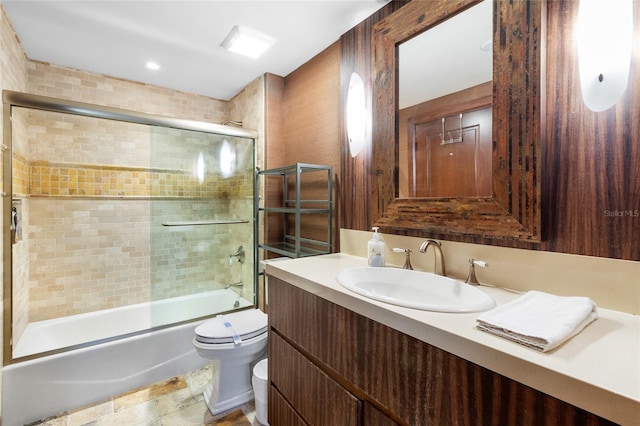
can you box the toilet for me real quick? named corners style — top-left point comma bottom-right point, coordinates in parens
top-left (193, 308), bottom-right (268, 415)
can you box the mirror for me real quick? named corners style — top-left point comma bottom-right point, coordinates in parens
top-left (370, 0), bottom-right (544, 244)
top-left (398, 0), bottom-right (492, 198)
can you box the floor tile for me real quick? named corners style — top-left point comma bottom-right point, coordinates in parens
top-left (155, 386), bottom-right (202, 417)
top-left (114, 376), bottom-right (188, 412)
top-left (94, 400), bottom-right (159, 426)
top-left (185, 363), bottom-right (214, 397)
top-left (67, 400), bottom-right (114, 426)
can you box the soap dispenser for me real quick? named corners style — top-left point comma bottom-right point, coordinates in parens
top-left (368, 227), bottom-right (386, 267)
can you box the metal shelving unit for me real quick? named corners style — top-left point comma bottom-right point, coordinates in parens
top-left (256, 163), bottom-right (332, 259)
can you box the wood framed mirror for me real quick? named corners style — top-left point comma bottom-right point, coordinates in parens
top-left (370, 0), bottom-right (545, 245)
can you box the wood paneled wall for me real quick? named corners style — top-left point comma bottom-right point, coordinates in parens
top-left (543, 1), bottom-right (640, 259)
top-left (340, 1), bottom-right (405, 232)
top-left (265, 42), bottom-right (343, 251)
top-left (340, 1), bottom-right (639, 260)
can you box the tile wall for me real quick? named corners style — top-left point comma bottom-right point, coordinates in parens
top-left (2, 22), bottom-right (265, 347)
top-left (1, 4), bottom-right (31, 407)
top-left (13, 110), bottom-right (255, 326)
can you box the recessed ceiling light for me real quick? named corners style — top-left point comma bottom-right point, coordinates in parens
top-left (145, 61), bottom-right (161, 71)
top-left (221, 25), bottom-right (276, 59)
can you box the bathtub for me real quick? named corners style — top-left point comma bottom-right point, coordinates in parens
top-left (2, 288), bottom-right (253, 426)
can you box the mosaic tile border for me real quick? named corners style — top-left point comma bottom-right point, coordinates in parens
top-left (13, 158), bottom-right (253, 198)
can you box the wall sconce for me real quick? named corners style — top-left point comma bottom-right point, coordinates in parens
top-left (195, 152), bottom-right (205, 184)
top-left (346, 72), bottom-right (367, 157)
top-left (220, 139), bottom-right (236, 178)
top-left (576, 0), bottom-right (633, 111)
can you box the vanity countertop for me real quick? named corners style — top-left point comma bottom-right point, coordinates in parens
top-left (265, 253), bottom-right (640, 426)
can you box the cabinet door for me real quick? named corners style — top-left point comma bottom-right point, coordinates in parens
top-left (270, 332), bottom-right (361, 425)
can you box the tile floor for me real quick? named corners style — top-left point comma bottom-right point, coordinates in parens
top-left (28, 365), bottom-right (261, 426)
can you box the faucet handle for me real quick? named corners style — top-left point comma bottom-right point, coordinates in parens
top-left (465, 258), bottom-right (488, 285)
top-left (471, 259), bottom-right (488, 268)
top-left (392, 248), bottom-right (413, 270)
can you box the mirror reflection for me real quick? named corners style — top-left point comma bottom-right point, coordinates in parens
top-left (398, 0), bottom-right (492, 198)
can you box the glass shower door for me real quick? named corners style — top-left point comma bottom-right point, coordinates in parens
top-left (149, 127), bottom-right (256, 327)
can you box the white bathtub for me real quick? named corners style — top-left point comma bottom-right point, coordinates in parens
top-left (2, 288), bottom-right (253, 426)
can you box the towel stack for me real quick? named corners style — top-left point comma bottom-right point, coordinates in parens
top-left (476, 290), bottom-right (598, 352)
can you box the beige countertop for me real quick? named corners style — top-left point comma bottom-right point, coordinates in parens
top-left (265, 253), bottom-right (640, 426)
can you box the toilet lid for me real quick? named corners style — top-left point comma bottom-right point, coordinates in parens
top-left (195, 308), bottom-right (268, 344)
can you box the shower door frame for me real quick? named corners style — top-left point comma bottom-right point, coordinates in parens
top-left (2, 90), bottom-right (259, 365)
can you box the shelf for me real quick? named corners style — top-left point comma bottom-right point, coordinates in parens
top-left (257, 163), bottom-right (331, 176)
top-left (259, 241), bottom-right (330, 258)
top-left (256, 163), bottom-right (332, 261)
top-left (161, 219), bottom-right (249, 226)
top-left (260, 207), bottom-right (330, 214)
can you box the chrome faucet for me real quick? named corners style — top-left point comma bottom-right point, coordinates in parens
top-left (418, 239), bottom-right (446, 276)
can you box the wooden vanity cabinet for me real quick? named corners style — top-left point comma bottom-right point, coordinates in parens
top-left (267, 276), bottom-right (616, 426)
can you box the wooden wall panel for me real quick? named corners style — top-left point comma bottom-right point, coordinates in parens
top-left (340, 1), bottom-right (405, 232)
top-left (281, 42), bottom-right (342, 250)
top-left (339, 1), bottom-right (639, 260)
top-left (543, 1), bottom-right (640, 259)
top-left (264, 73), bottom-right (286, 259)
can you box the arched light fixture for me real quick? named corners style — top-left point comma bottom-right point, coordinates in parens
top-left (576, 0), bottom-right (633, 112)
top-left (346, 72), bottom-right (367, 157)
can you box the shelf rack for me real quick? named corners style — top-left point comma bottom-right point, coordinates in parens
top-left (256, 163), bottom-right (332, 259)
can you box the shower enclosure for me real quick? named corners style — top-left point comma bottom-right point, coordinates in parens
top-left (2, 91), bottom-right (258, 363)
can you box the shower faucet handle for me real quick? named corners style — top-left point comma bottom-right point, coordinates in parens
top-left (229, 246), bottom-right (245, 265)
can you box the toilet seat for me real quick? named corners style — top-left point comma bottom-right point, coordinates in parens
top-left (195, 308), bottom-right (267, 345)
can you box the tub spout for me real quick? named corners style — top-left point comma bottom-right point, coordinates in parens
top-left (225, 281), bottom-right (243, 290)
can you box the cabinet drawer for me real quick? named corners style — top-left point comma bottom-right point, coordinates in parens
top-left (270, 332), bottom-right (360, 425)
top-left (269, 385), bottom-right (308, 426)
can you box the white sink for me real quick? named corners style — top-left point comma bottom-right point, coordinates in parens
top-left (336, 267), bottom-right (495, 313)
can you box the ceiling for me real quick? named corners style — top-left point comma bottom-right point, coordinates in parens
top-left (2, 0), bottom-right (388, 100)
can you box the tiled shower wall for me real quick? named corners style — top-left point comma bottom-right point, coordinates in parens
top-left (2, 7), bottom-right (30, 369)
top-left (13, 108), bottom-right (255, 327)
top-left (6, 53), bottom-right (264, 344)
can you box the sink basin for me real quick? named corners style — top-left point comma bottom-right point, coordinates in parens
top-left (336, 267), bottom-right (495, 313)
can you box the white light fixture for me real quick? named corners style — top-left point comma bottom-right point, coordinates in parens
top-left (221, 25), bottom-right (276, 59)
top-left (145, 61), bottom-right (161, 71)
top-left (220, 139), bottom-right (236, 178)
top-left (346, 72), bottom-right (366, 158)
top-left (576, 0), bottom-right (633, 112)
top-left (195, 152), bottom-right (205, 184)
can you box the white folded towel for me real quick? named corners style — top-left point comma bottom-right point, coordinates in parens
top-left (476, 290), bottom-right (598, 352)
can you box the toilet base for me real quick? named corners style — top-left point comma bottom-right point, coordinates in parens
top-left (203, 381), bottom-right (254, 415)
